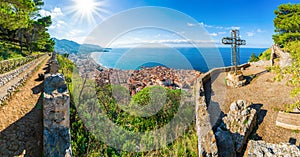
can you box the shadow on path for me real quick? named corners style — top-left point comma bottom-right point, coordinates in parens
top-left (0, 94), bottom-right (43, 157)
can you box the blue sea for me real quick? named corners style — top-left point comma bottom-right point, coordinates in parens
top-left (91, 47), bottom-right (267, 72)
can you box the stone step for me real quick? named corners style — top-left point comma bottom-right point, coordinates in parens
top-left (276, 111), bottom-right (300, 130)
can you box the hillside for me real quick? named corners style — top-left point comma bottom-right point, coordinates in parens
top-left (53, 38), bottom-right (103, 54)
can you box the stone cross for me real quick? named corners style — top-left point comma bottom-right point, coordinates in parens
top-left (222, 30), bottom-right (246, 74)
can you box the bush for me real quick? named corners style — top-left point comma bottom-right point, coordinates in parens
top-left (57, 55), bottom-right (198, 156)
top-left (249, 53), bottom-right (259, 62)
top-left (258, 48), bottom-right (271, 60)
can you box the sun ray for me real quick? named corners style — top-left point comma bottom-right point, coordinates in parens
top-left (66, 0), bottom-right (110, 25)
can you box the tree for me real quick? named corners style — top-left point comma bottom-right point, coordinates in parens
top-left (0, 0), bottom-right (54, 57)
top-left (273, 3), bottom-right (300, 47)
top-left (273, 3), bottom-right (300, 111)
top-left (24, 16), bottom-right (53, 53)
top-left (249, 53), bottom-right (259, 62)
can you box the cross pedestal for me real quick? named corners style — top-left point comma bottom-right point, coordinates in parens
top-left (222, 30), bottom-right (247, 87)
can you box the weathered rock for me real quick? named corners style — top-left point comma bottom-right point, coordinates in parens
top-left (195, 80), bottom-right (218, 157)
top-left (226, 71), bottom-right (246, 88)
top-left (271, 45), bottom-right (293, 68)
top-left (44, 127), bottom-right (72, 157)
top-left (215, 127), bottom-right (236, 157)
top-left (43, 73), bottom-right (72, 156)
top-left (223, 100), bottom-right (259, 152)
top-left (245, 140), bottom-right (300, 156)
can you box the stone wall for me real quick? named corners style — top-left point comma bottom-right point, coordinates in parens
top-left (0, 58), bottom-right (40, 87)
top-left (194, 63), bottom-right (250, 157)
top-left (43, 54), bottom-right (72, 156)
top-left (271, 44), bottom-right (293, 68)
top-left (0, 55), bottom-right (47, 105)
top-left (195, 79), bottom-right (218, 156)
top-left (0, 54), bottom-right (44, 74)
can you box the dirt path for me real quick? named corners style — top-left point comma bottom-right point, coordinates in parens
top-left (0, 57), bottom-right (49, 157)
top-left (206, 65), bottom-right (300, 146)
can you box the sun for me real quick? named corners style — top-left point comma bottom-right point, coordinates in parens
top-left (75, 0), bottom-right (96, 15)
top-left (68, 0), bottom-right (109, 25)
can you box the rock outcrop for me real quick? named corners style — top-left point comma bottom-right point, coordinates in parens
top-left (245, 140), bottom-right (300, 156)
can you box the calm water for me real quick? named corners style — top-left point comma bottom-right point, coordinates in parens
top-left (91, 47), bottom-right (267, 72)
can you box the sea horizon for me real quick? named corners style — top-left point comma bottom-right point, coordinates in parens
top-left (90, 47), bottom-right (267, 72)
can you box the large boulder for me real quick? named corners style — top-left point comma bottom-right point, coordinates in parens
top-left (222, 100), bottom-right (259, 152)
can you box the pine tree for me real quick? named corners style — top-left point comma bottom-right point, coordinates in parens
top-left (273, 3), bottom-right (300, 47)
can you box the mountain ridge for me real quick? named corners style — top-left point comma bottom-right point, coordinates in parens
top-left (53, 38), bottom-right (103, 54)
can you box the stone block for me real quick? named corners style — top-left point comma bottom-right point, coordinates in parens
top-left (226, 71), bottom-right (246, 88)
top-left (245, 140), bottom-right (300, 156)
top-left (222, 100), bottom-right (259, 153)
top-left (43, 73), bottom-right (72, 156)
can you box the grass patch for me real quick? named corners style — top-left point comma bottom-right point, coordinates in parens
top-left (243, 117), bottom-right (249, 125)
top-left (292, 130), bottom-right (299, 134)
top-left (284, 101), bottom-right (300, 113)
top-left (1, 101), bottom-right (8, 106)
top-left (271, 107), bottom-right (281, 112)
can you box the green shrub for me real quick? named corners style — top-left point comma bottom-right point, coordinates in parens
top-left (249, 53), bottom-right (259, 62)
top-left (258, 48), bottom-right (271, 60)
top-left (57, 54), bottom-right (198, 156)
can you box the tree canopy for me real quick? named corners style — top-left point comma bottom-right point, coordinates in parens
top-left (273, 3), bottom-right (300, 47)
top-left (0, 0), bottom-right (54, 60)
top-left (273, 3), bottom-right (300, 110)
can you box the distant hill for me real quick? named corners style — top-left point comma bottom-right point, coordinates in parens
top-left (53, 38), bottom-right (103, 54)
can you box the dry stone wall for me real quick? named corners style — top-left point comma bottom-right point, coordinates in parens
top-left (0, 55), bottom-right (47, 105)
top-left (194, 63), bottom-right (251, 157)
top-left (43, 54), bottom-right (72, 157)
top-left (0, 54), bottom-right (44, 74)
top-left (195, 79), bottom-right (218, 157)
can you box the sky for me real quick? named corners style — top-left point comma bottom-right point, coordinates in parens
top-left (41, 0), bottom-right (300, 48)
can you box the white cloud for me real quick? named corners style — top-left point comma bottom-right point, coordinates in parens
top-left (39, 10), bottom-right (51, 17)
top-left (57, 20), bottom-right (66, 24)
top-left (198, 22), bottom-right (205, 26)
top-left (39, 7), bottom-right (63, 19)
top-left (209, 33), bottom-right (218, 36)
top-left (111, 38), bottom-right (216, 47)
top-left (48, 20), bottom-right (66, 29)
top-left (187, 23), bottom-right (196, 27)
top-left (198, 22), bottom-right (240, 30)
top-left (247, 32), bottom-right (255, 37)
top-left (257, 28), bottom-right (263, 33)
top-left (229, 26), bottom-right (241, 30)
top-left (51, 7), bottom-right (63, 18)
top-left (218, 32), bottom-right (226, 35)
